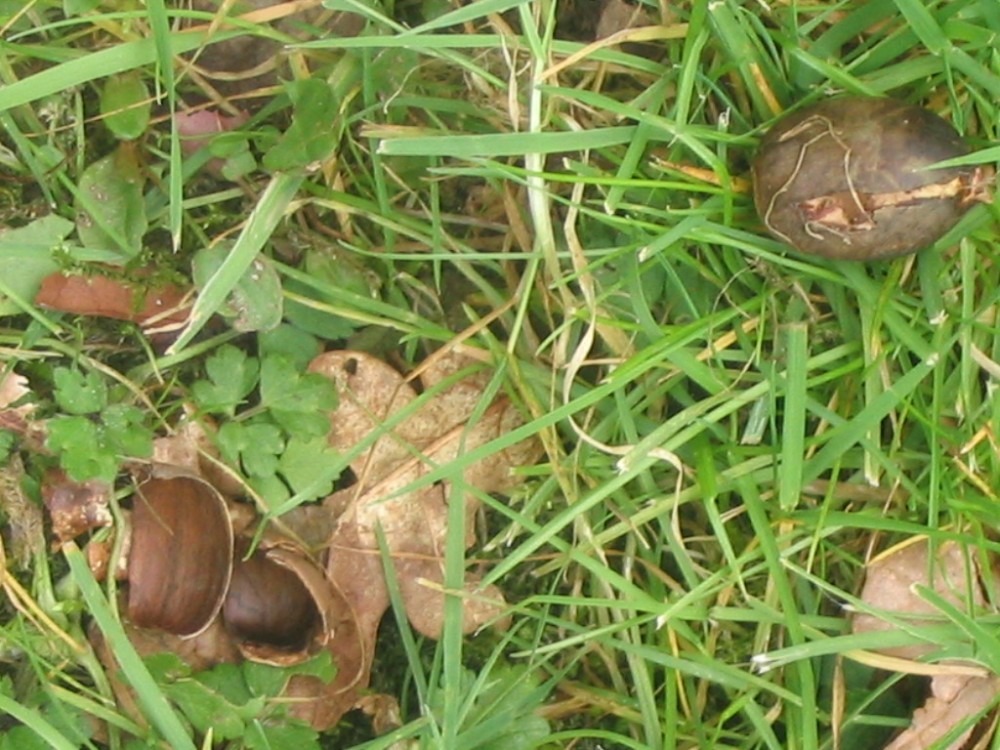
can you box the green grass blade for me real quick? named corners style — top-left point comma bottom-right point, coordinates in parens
top-left (63, 542), bottom-right (196, 750)
top-left (168, 171), bottom-right (305, 353)
top-left (0, 29), bottom-right (238, 112)
top-left (779, 323), bottom-right (808, 512)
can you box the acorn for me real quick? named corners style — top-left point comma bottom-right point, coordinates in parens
top-left (752, 95), bottom-right (990, 260)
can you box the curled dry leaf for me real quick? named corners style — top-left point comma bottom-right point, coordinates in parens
top-left (287, 348), bottom-right (540, 730)
top-left (852, 537), bottom-right (1000, 749)
top-left (0, 370), bottom-right (32, 415)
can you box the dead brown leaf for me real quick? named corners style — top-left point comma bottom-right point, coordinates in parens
top-left (852, 536), bottom-right (1000, 748)
top-left (853, 537), bottom-right (996, 661)
top-left (885, 674), bottom-right (1000, 750)
top-left (34, 269), bottom-right (192, 345)
top-left (288, 348), bottom-right (540, 729)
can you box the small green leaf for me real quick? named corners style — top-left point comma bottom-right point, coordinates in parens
top-left (102, 403), bottom-right (153, 459)
top-left (241, 661), bottom-right (289, 700)
top-left (248, 472), bottom-right (290, 508)
top-left (194, 662), bottom-right (252, 707)
top-left (243, 651), bottom-right (335, 698)
top-left (258, 325), bottom-right (322, 372)
top-left (262, 78), bottom-right (339, 172)
top-left (192, 244), bottom-right (283, 333)
top-left (75, 145), bottom-right (147, 257)
top-left (0, 726), bottom-right (55, 750)
top-left (63, 0), bottom-right (101, 14)
top-left (260, 355), bottom-right (337, 419)
top-left (244, 720), bottom-right (321, 750)
top-left (53, 367), bottom-right (107, 415)
top-left (0, 214), bottom-right (73, 317)
top-left (192, 345), bottom-right (259, 416)
top-left (0, 431), bottom-right (15, 463)
top-left (46, 416), bottom-right (117, 482)
top-left (100, 72), bottom-right (151, 141)
top-left (217, 420), bottom-right (284, 479)
top-left (277, 434), bottom-right (339, 497)
top-left (220, 149), bottom-right (257, 181)
top-left (143, 653), bottom-right (191, 682)
top-left (282, 249), bottom-right (375, 340)
top-left (162, 679), bottom-right (245, 741)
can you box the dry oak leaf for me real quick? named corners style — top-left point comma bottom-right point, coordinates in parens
top-left (853, 537), bottom-right (998, 661)
top-left (885, 674), bottom-right (1000, 750)
top-left (852, 536), bottom-right (1000, 749)
top-left (287, 349), bottom-right (540, 730)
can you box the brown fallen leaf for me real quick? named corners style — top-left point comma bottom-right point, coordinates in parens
top-left (35, 269), bottom-right (192, 342)
top-left (885, 674), bottom-right (1000, 750)
top-left (288, 348), bottom-right (540, 729)
top-left (853, 537), bottom-right (996, 661)
top-left (852, 536), bottom-right (1000, 749)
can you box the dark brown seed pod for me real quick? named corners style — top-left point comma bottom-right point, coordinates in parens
top-left (752, 95), bottom-right (990, 261)
top-left (127, 470), bottom-right (234, 637)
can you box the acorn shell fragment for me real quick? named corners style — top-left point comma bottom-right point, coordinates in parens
top-left (127, 472), bottom-right (234, 638)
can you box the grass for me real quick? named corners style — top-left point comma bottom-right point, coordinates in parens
top-left (1, 0), bottom-right (1000, 749)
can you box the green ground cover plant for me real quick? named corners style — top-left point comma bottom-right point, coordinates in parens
top-left (1, 1), bottom-right (999, 749)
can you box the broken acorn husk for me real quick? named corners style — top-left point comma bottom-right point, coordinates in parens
top-left (120, 464), bottom-right (334, 663)
top-left (126, 470), bottom-right (234, 638)
top-left (223, 535), bottom-right (335, 665)
top-left (752, 95), bottom-right (990, 261)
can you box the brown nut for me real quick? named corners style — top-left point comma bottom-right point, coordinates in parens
top-left (126, 469), bottom-right (234, 638)
top-left (752, 95), bottom-right (989, 261)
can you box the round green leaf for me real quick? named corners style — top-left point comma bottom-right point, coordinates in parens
top-left (99, 72), bottom-right (151, 141)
